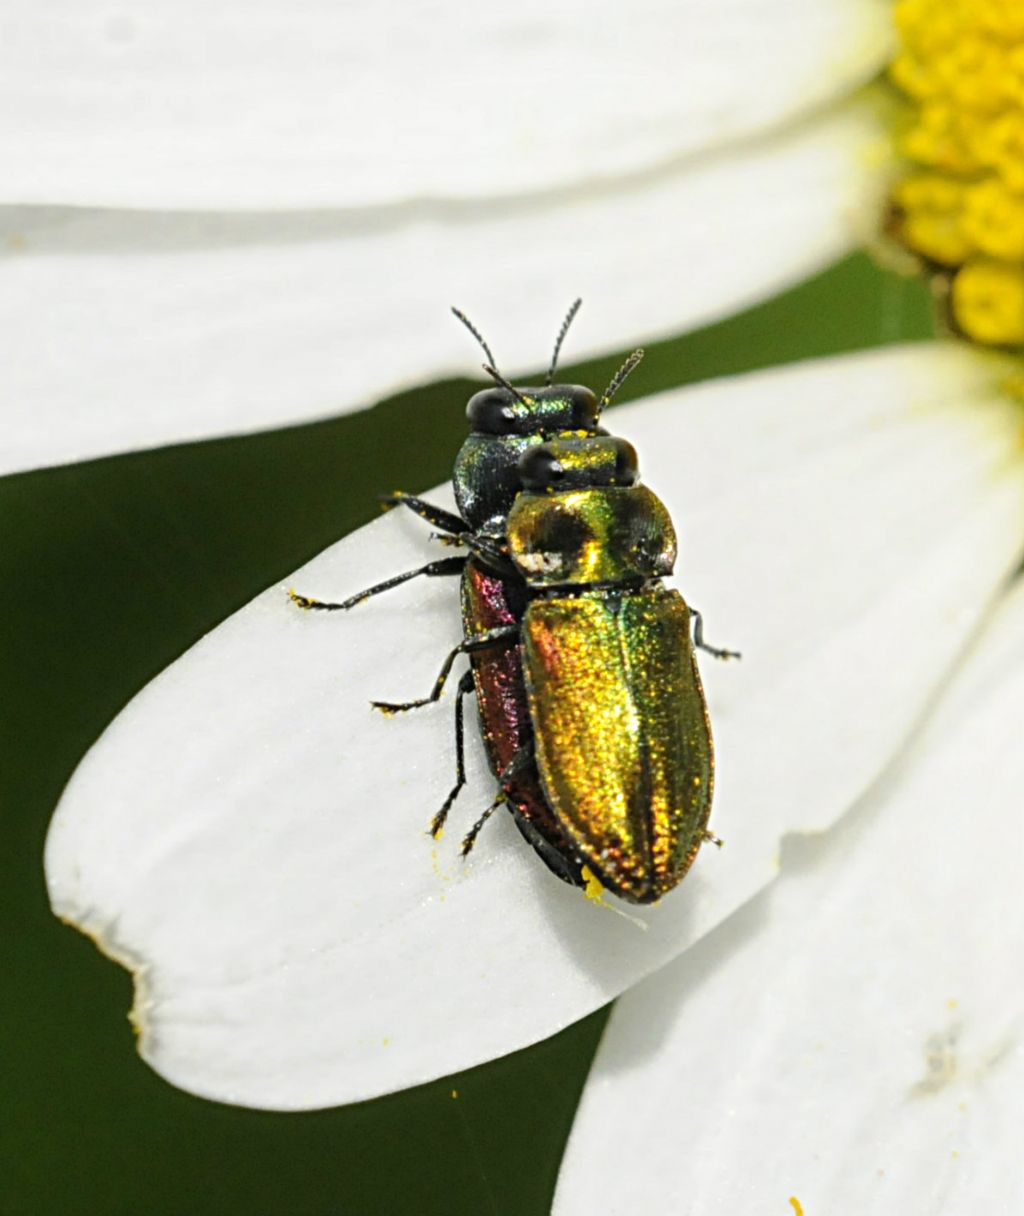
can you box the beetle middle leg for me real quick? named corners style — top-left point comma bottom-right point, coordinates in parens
top-left (372, 624), bottom-right (518, 714)
top-left (689, 607), bottom-right (742, 661)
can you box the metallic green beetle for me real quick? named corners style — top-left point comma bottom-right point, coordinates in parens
top-left (503, 435), bottom-right (733, 902)
top-left (292, 306), bottom-right (738, 903)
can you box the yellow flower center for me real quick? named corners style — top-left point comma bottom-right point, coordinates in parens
top-left (889, 0), bottom-right (1024, 346)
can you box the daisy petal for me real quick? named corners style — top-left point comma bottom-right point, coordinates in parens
top-left (554, 575), bottom-right (1024, 1215)
top-left (44, 344), bottom-right (1024, 1110)
top-left (2, 99), bottom-right (883, 477)
top-left (0, 0), bottom-right (890, 209)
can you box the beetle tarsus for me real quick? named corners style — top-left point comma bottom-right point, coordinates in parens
top-left (702, 829), bottom-right (724, 848)
top-left (373, 696), bottom-right (431, 714)
top-left (430, 532), bottom-right (467, 548)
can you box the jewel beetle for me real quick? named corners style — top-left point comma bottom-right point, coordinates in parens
top-left (290, 305), bottom-right (738, 903)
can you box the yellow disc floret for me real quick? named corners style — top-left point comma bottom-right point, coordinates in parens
top-left (951, 259), bottom-right (1024, 345)
top-left (889, 0), bottom-right (1024, 347)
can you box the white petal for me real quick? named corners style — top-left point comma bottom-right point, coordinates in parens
top-left (1, 99), bottom-right (884, 477)
top-left (45, 344), bottom-right (1024, 1110)
top-left (0, 0), bottom-right (890, 209)
top-left (554, 574), bottom-right (1024, 1215)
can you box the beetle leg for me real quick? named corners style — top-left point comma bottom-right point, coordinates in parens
top-left (428, 532), bottom-right (468, 549)
top-left (379, 492), bottom-right (470, 537)
top-left (288, 555), bottom-right (466, 613)
top-left (701, 829), bottom-right (725, 848)
top-left (459, 746), bottom-right (533, 856)
top-left (429, 670), bottom-right (476, 839)
top-left (460, 792), bottom-right (507, 858)
top-left (372, 624), bottom-right (518, 714)
top-left (689, 607), bottom-right (742, 661)
top-left (467, 534), bottom-right (514, 572)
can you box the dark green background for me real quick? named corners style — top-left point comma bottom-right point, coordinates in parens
top-left (1, 255), bottom-right (932, 1215)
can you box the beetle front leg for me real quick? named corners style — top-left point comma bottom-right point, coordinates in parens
top-left (372, 624), bottom-right (518, 714)
top-left (689, 607), bottom-right (742, 661)
top-left (379, 492), bottom-right (471, 538)
top-left (289, 555), bottom-right (467, 613)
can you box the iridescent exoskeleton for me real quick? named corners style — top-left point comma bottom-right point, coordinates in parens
top-left (291, 304), bottom-right (737, 903)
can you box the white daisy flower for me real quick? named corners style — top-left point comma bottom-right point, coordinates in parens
top-left (13, 0), bottom-right (1024, 1209)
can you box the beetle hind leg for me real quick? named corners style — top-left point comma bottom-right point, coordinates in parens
top-left (461, 793), bottom-right (507, 858)
top-left (429, 670), bottom-right (476, 839)
top-left (459, 746), bottom-right (533, 858)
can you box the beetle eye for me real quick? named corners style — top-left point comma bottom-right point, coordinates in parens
top-left (566, 386), bottom-right (599, 429)
top-left (466, 388), bottom-right (517, 434)
top-left (613, 439), bottom-right (639, 485)
top-left (518, 445), bottom-right (566, 490)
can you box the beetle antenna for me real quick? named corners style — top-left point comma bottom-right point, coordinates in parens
top-left (545, 297), bottom-right (583, 385)
top-left (482, 363), bottom-right (532, 406)
top-left (451, 306), bottom-right (497, 369)
top-left (599, 349), bottom-right (645, 412)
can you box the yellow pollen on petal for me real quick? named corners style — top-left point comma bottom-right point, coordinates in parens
top-left (889, 0), bottom-right (1024, 348)
top-left (580, 865), bottom-right (605, 903)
